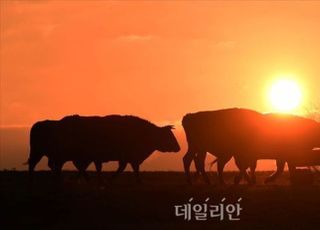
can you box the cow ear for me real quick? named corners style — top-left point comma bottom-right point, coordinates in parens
top-left (163, 125), bottom-right (175, 130)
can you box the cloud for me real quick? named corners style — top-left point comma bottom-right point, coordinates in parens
top-left (117, 34), bottom-right (154, 42)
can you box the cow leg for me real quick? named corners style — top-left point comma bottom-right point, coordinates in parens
top-left (130, 162), bottom-right (142, 184)
top-left (195, 152), bottom-right (210, 184)
top-left (79, 161), bottom-right (91, 181)
top-left (193, 156), bottom-right (201, 182)
top-left (234, 158), bottom-right (249, 185)
top-left (48, 157), bottom-right (54, 171)
top-left (183, 150), bottom-right (196, 184)
top-left (73, 160), bottom-right (90, 181)
top-left (234, 167), bottom-right (248, 185)
top-left (28, 152), bottom-right (43, 183)
top-left (288, 163), bottom-right (297, 184)
top-left (264, 160), bottom-right (285, 183)
top-left (94, 161), bottom-right (103, 183)
top-left (248, 161), bottom-right (257, 185)
top-left (72, 161), bottom-right (81, 179)
top-left (193, 170), bottom-right (201, 181)
top-left (111, 161), bottom-right (127, 182)
top-left (217, 155), bottom-right (232, 185)
top-left (52, 161), bottom-right (63, 184)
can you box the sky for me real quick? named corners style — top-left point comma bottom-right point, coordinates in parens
top-left (1, 1), bottom-right (320, 171)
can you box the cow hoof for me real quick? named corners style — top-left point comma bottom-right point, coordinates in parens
top-left (234, 176), bottom-right (241, 185)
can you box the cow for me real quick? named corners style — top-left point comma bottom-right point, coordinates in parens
top-left (183, 109), bottom-right (320, 185)
top-left (233, 113), bottom-right (320, 184)
top-left (182, 108), bottom-right (263, 185)
top-left (28, 115), bottom-right (180, 183)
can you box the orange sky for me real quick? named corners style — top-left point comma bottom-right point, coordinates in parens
top-left (1, 1), bottom-right (320, 171)
top-left (2, 1), bottom-right (320, 127)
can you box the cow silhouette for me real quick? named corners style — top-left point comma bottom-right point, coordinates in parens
top-left (182, 108), bottom-right (262, 184)
top-left (183, 108), bottom-right (320, 185)
top-left (28, 115), bottom-right (180, 183)
top-left (233, 113), bottom-right (320, 184)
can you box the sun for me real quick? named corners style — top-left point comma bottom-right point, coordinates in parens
top-left (269, 79), bottom-right (302, 113)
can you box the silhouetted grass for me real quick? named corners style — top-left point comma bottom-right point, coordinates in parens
top-left (2, 171), bottom-right (320, 229)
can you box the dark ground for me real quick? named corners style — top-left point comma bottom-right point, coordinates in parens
top-left (2, 171), bottom-right (320, 229)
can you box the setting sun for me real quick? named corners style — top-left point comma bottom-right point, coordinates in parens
top-left (269, 79), bottom-right (302, 113)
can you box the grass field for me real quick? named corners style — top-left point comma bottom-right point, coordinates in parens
top-left (2, 171), bottom-right (320, 229)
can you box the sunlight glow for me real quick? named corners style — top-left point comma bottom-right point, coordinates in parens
top-left (269, 79), bottom-right (302, 113)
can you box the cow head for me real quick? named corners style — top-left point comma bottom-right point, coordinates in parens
top-left (156, 125), bottom-right (180, 152)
